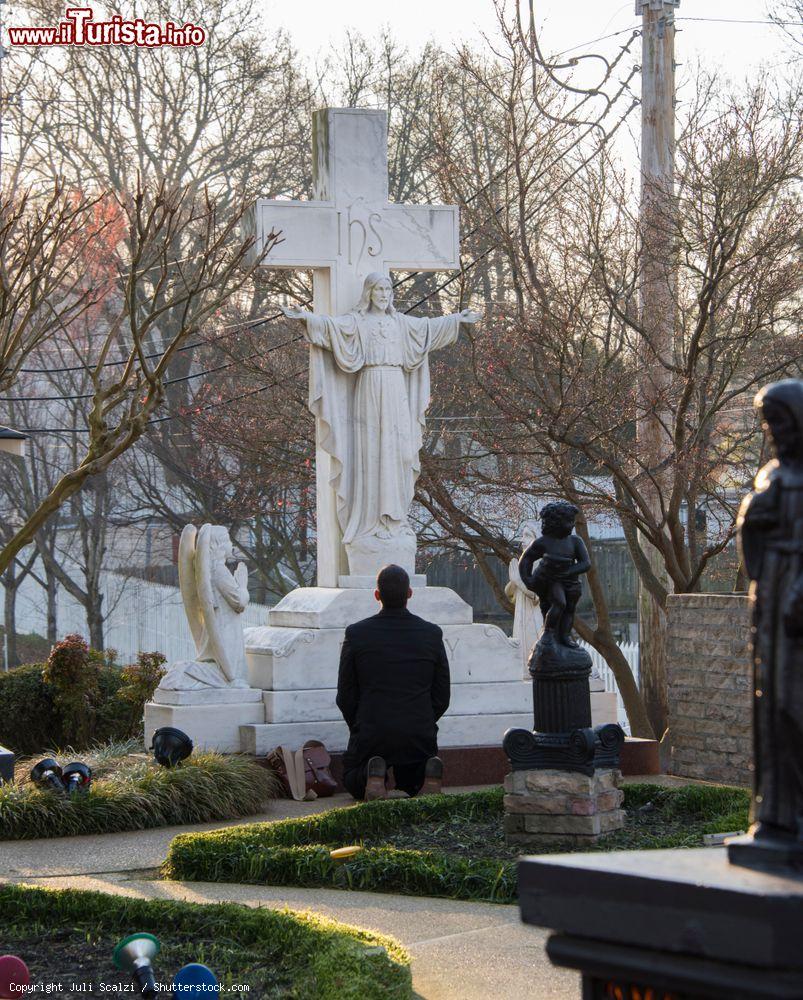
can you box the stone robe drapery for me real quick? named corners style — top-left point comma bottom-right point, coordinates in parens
top-left (739, 454), bottom-right (803, 834)
top-left (303, 309), bottom-right (461, 551)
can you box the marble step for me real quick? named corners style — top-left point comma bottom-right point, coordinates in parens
top-left (265, 586), bottom-right (473, 629)
top-left (246, 621), bottom-right (526, 690)
top-left (240, 712), bottom-right (536, 755)
top-left (145, 700), bottom-right (265, 755)
top-left (262, 683), bottom-right (617, 724)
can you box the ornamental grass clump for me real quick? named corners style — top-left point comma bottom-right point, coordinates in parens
top-left (0, 751), bottom-right (280, 840)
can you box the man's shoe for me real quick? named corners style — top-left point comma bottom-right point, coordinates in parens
top-left (420, 756), bottom-right (444, 796)
top-left (364, 756), bottom-right (388, 801)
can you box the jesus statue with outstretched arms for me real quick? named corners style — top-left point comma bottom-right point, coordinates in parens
top-left (282, 272), bottom-right (479, 577)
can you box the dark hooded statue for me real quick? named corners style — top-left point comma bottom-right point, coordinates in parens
top-left (731, 378), bottom-right (803, 866)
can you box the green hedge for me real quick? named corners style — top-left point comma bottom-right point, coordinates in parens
top-left (0, 662), bottom-right (132, 755)
top-left (166, 788), bottom-right (517, 903)
top-left (0, 753), bottom-right (280, 840)
top-left (0, 883), bottom-right (412, 1000)
top-left (164, 784), bottom-right (751, 904)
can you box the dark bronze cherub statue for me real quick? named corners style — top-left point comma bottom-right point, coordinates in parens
top-left (518, 501), bottom-right (592, 650)
top-left (503, 500), bottom-right (624, 774)
top-left (729, 379), bottom-right (803, 870)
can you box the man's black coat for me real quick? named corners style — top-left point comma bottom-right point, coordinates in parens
top-left (336, 607), bottom-right (451, 769)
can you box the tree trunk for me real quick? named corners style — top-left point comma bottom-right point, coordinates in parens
top-left (3, 565), bottom-right (19, 670)
top-left (568, 486), bottom-right (655, 738)
top-left (86, 591), bottom-right (104, 652)
top-left (46, 568), bottom-right (58, 643)
top-left (638, 581), bottom-right (668, 739)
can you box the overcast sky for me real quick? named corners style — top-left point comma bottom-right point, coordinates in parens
top-left (261, 0), bottom-right (793, 84)
top-left (255, 0), bottom-right (796, 180)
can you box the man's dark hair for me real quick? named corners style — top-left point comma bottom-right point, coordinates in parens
top-left (376, 564), bottom-right (410, 608)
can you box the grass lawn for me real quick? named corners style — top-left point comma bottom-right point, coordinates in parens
top-left (165, 783), bottom-right (750, 904)
top-left (0, 883), bottom-right (411, 999)
top-left (368, 782), bottom-right (751, 859)
top-left (0, 741), bottom-right (280, 839)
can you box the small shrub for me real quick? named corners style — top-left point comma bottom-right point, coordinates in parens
top-left (0, 642), bottom-right (168, 755)
top-left (43, 634), bottom-right (100, 747)
top-left (0, 663), bottom-right (58, 754)
top-left (118, 651), bottom-right (167, 732)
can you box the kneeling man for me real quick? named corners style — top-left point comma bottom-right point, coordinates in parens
top-left (336, 564), bottom-right (450, 800)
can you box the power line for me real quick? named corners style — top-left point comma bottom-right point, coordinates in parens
top-left (555, 24), bottom-right (640, 57)
top-left (17, 368), bottom-right (306, 434)
top-left (676, 16), bottom-right (799, 25)
top-left (18, 307), bottom-right (295, 375)
top-left (3, 334), bottom-right (303, 402)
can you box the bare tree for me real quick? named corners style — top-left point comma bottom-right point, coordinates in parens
top-left (419, 69), bottom-right (802, 737)
top-left (768, 0), bottom-right (803, 53)
top-left (0, 186), bottom-right (108, 393)
top-left (0, 180), bottom-right (279, 576)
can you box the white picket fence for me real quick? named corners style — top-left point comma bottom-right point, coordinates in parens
top-left (7, 570), bottom-right (271, 666)
top-left (579, 640), bottom-right (640, 734)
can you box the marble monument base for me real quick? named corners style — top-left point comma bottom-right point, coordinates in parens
top-left (240, 582), bottom-right (619, 756)
top-left (144, 687), bottom-right (264, 754)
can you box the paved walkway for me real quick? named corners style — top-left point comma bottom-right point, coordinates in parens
top-left (1, 779), bottom-right (686, 998)
top-left (0, 785), bottom-right (584, 998)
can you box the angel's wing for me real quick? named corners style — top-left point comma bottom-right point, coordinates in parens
top-left (195, 524), bottom-right (235, 679)
top-left (178, 524), bottom-right (204, 655)
top-left (195, 524), bottom-right (216, 613)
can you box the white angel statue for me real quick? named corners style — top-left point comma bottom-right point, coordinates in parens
top-left (159, 524), bottom-right (251, 690)
top-left (505, 520), bottom-right (544, 676)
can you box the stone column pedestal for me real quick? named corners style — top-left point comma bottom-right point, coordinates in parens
top-left (503, 768), bottom-right (625, 850)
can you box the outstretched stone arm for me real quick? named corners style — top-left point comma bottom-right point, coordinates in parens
top-left (430, 309), bottom-right (481, 352)
top-left (280, 304), bottom-right (330, 349)
top-left (280, 305), bottom-right (361, 360)
top-left (281, 305), bottom-right (315, 321)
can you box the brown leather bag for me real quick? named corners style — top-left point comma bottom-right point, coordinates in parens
top-left (302, 740), bottom-right (337, 797)
top-left (267, 742), bottom-right (337, 799)
top-left (266, 747), bottom-right (294, 798)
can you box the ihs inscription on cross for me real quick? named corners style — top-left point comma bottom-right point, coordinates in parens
top-left (248, 107), bottom-right (460, 587)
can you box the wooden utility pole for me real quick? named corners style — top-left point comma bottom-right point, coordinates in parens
top-left (636, 0), bottom-right (679, 740)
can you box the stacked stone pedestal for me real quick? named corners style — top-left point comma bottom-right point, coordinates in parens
top-left (504, 768), bottom-right (625, 849)
top-left (503, 632), bottom-right (627, 848)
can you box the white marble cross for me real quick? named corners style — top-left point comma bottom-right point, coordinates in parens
top-left (249, 107), bottom-right (461, 587)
